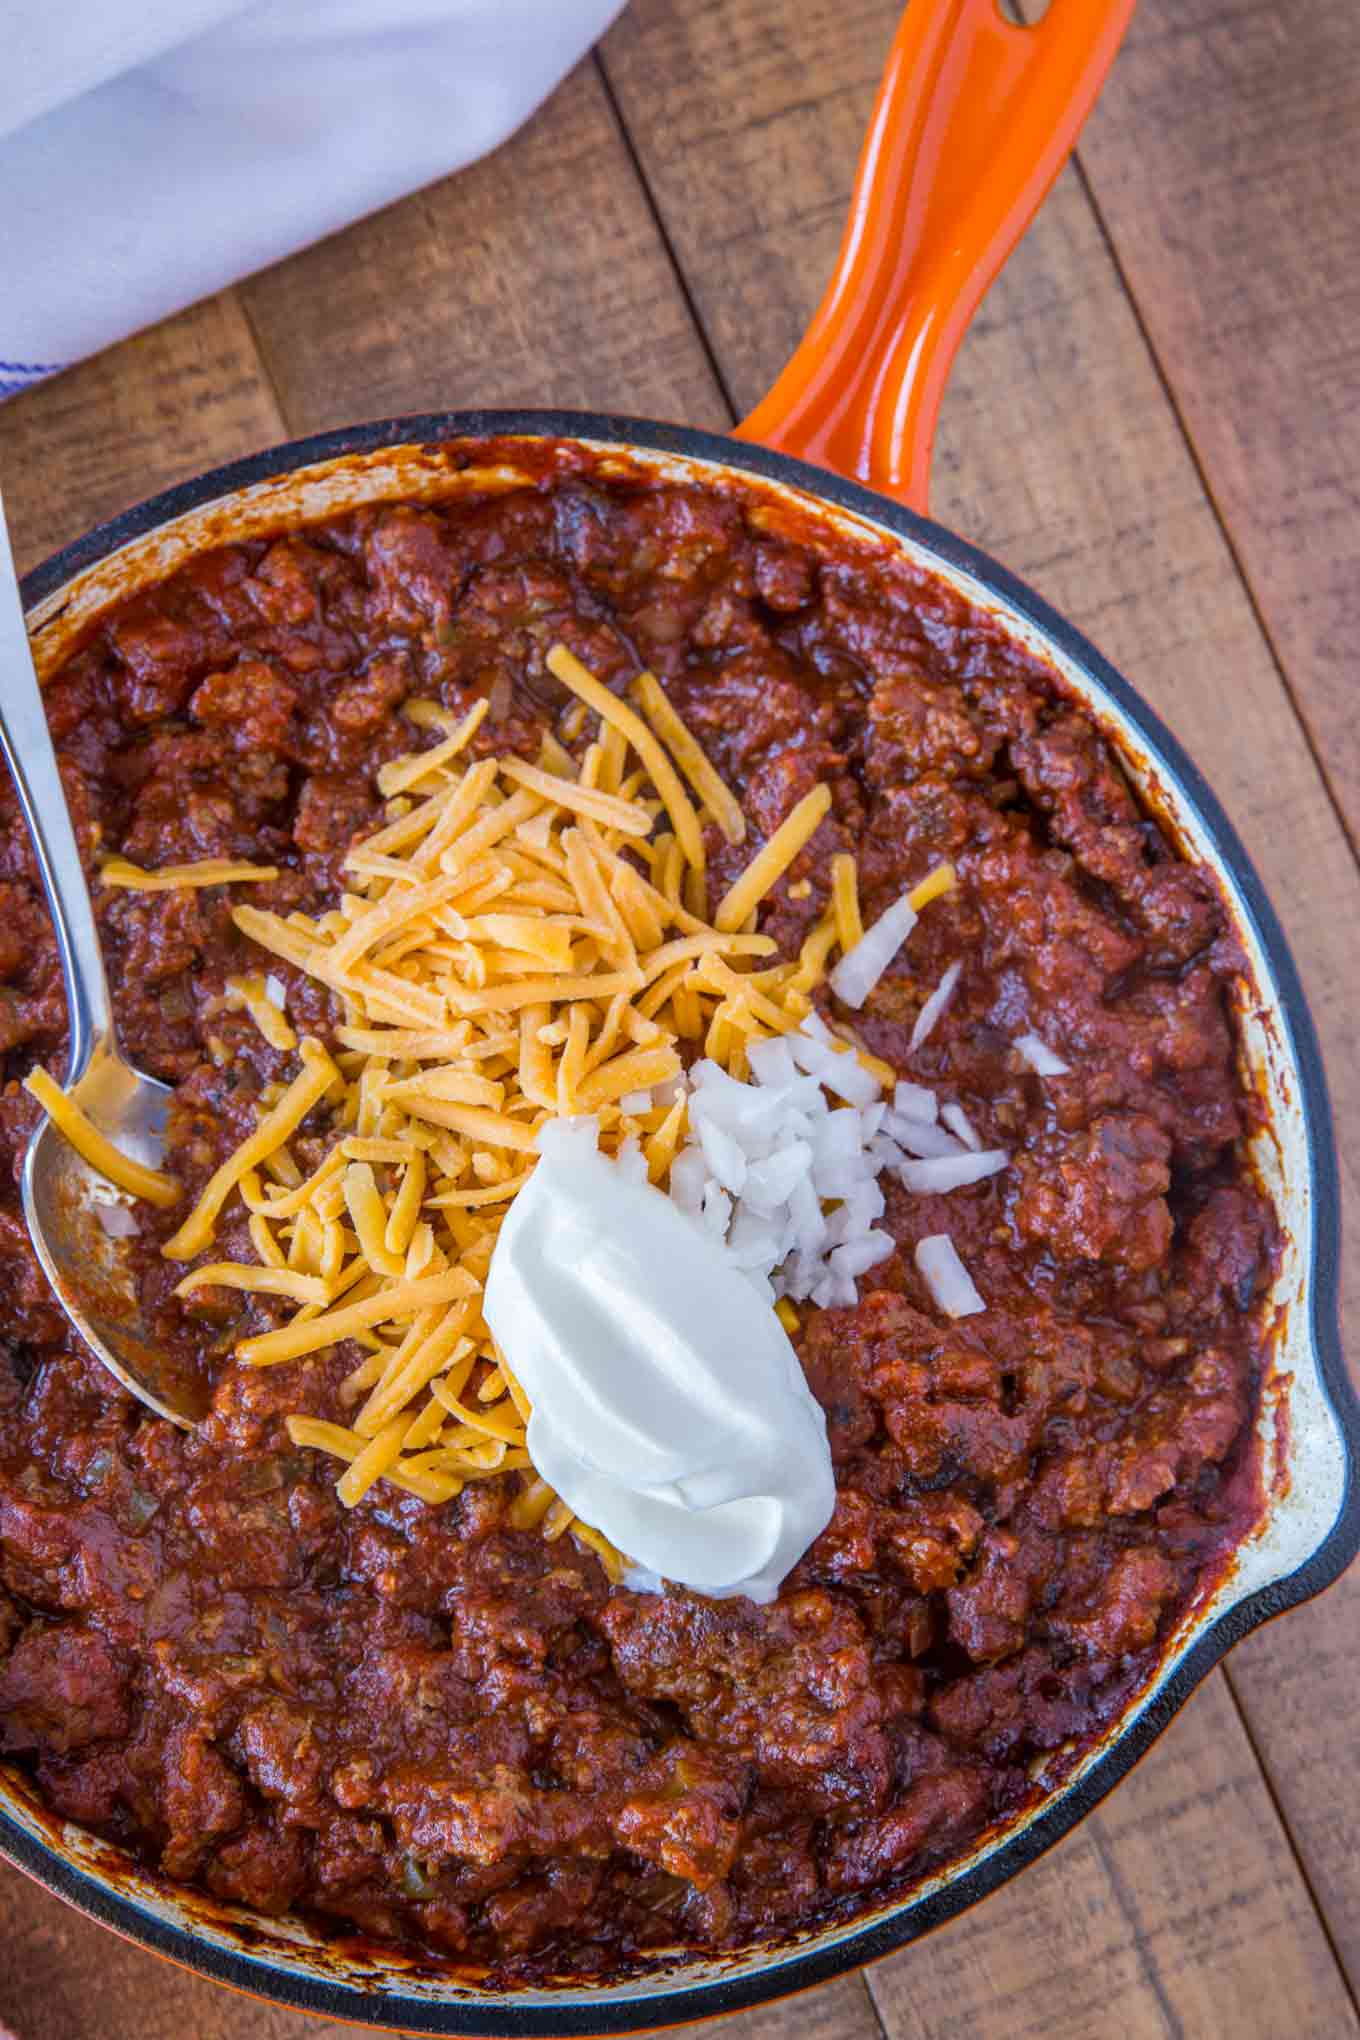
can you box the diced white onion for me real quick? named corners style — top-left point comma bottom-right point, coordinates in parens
top-left (826, 1182), bottom-right (886, 1244)
top-left (788, 1024), bottom-right (881, 1107)
top-left (620, 1089), bottom-right (653, 1114)
top-left (893, 1081), bottom-right (938, 1124)
top-left (829, 893), bottom-right (918, 1009)
top-left (615, 1137), bottom-right (648, 1185)
top-left (1015, 1030), bottom-right (1070, 1076)
top-left (909, 959), bottom-right (962, 1051)
top-left (95, 1201), bottom-right (140, 1238)
top-left (786, 1171), bottom-right (827, 1252)
top-left (265, 974), bottom-right (287, 1009)
top-left (697, 1115), bottom-right (748, 1196)
top-left (897, 1149), bottom-right (1009, 1194)
top-left (941, 1102), bottom-right (981, 1151)
top-left (744, 1142), bottom-right (814, 1215)
top-left (915, 1233), bottom-right (986, 1317)
top-left (832, 1232), bottom-right (895, 1281)
top-left (692, 1058), bottom-right (788, 1138)
top-left (665, 979), bottom-right (1008, 1318)
top-left (811, 1266), bottom-right (858, 1310)
top-left (745, 1035), bottom-right (797, 1088)
top-left (884, 1114), bottom-right (967, 1160)
top-left (726, 1208), bottom-right (783, 1269)
top-left (812, 1107), bottom-right (864, 1167)
top-left (668, 1146), bottom-right (707, 1217)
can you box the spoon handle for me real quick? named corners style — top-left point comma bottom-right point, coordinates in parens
top-left (0, 489), bottom-right (114, 1083)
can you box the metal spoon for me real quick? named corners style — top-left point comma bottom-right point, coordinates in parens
top-left (0, 491), bottom-right (206, 1425)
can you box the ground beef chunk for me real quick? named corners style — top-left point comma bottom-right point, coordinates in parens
top-left (1012, 1113), bottom-right (1174, 1273)
top-left (0, 1624), bottom-right (131, 1753)
top-left (205, 1820), bottom-right (308, 1914)
top-left (601, 1589), bottom-right (891, 1814)
top-left (947, 1521), bottom-right (1057, 1667)
top-left (330, 650), bottom-right (412, 733)
top-left (1049, 1547), bottom-right (1180, 1660)
top-left (189, 661), bottom-right (299, 752)
top-left (158, 1722), bottom-right (249, 1878)
top-left (865, 668), bottom-right (1000, 787)
top-left (823, 1767), bottom-right (989, 1895)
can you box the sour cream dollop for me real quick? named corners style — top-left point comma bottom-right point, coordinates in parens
top-left (484, 1119), bottom-right (835, 1603)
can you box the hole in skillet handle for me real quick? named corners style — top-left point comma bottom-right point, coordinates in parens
top-left (999, 0), bottom-right (1055, 24)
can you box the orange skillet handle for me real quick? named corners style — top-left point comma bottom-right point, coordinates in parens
top-left (736, 0), bottom-right (1136, 515)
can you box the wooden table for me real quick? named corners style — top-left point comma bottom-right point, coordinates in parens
top-left (2, 1), bottom-right (1358, 2033)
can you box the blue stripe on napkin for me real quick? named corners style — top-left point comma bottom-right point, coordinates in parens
top-left (0, 358), bottom-right (66, 400)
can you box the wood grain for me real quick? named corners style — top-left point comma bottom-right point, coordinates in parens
top-left (1072, 0), bottom-right (1360, 842)
top-left (604, 0), bottom-right (888, 428)
top-left (670, 1974), bottom-right (884, 2040)
top-left (0, 294), bottom-right (284, 578)
top-left (867, 1680), bottom-right (1357, 2040)
top-left (0, 1860), bottom-right (351, 2040)
top-left (238, 57), bottom-right (728, 436)
top-left (1224, 1574), bottom-right (1360, 1991)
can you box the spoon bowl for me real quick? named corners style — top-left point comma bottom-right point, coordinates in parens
top-left (20, 1048), bottom-right (205, 1425)
top-left (1, 489), bottom-right (203, 1427)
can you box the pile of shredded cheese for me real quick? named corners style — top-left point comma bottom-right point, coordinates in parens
top-left (27, 644), bottom-right (969, 1571)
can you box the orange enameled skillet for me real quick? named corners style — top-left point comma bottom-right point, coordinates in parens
top-left (4, 2), bottom-right (1356, 2031)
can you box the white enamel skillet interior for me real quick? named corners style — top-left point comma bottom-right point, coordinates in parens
top-left (5, 413), bottom-right (1357, 2036)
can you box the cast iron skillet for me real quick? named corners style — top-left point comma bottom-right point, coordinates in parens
top-left (5, 2), bottom-right (1357, 2031)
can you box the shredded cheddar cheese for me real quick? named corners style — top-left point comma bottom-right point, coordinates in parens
top-left (830, 853), bottom-right (864, 955)
top-left (21, 1065), bottom-right (181, 1208)
top-left (98, 856), bottom-right (280, 890)
top-left (162, 1040), bottom-right (343, 1259)
top-left (139, 648), bottom-right (946, 1569)
top-left (714, 784), bottom-right (831, 933)
top-left (225, 975), bottom-right (297, 1052)
top-left (629, 670), bottom-right (746, 847)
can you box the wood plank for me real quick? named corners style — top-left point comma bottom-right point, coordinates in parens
top-left (866, 1679), bottom-right (1358, 2040)
top-left (0, 1860), bottom-right (348, 2040)
top-left (670, 1973), bottom-right (885, 2040)
top-left (0, 294), bottom-right (285, 578)
top-left (238, 57), bottom-right (728, 436)
top-left (1219, 1561), bottom-right (1360, 1988)
top-left (604, 0), bottom-right (888, 428)
top-left (1071, 0), bottom-right (1360, 841)
top-left (603, 0), bottom-right (1360, 2016)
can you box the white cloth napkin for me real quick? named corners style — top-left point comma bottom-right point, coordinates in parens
top-left (0, 0), bottom-right (625, 401)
